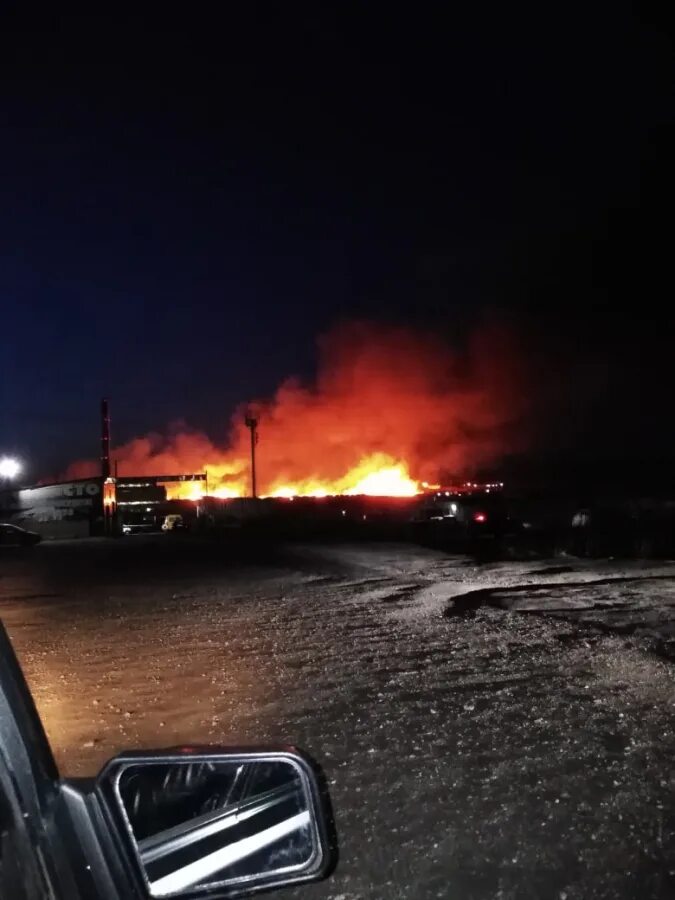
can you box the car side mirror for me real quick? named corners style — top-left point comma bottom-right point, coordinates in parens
top-left (96, 747), bottom-right (337, 899)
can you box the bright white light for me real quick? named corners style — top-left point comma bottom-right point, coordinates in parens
top-left (0, 458), bottom-right (21, 479)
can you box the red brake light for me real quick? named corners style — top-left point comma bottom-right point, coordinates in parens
top-left (474, 512), bottom-right (487, 523)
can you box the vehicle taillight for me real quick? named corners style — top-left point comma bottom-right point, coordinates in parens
top-left (473, 512), bottom-right (487, 523)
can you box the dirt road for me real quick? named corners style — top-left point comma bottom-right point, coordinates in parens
top-left (1, 537), bottom-right (674, 898)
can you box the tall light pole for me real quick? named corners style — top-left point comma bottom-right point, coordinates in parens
top-left (100, 398), bottom-right (111, 479)
top-left (244, 412), bottom-right (259, 499)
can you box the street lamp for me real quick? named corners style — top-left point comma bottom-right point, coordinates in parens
top-left (0, 458), bottom-right (21, 481)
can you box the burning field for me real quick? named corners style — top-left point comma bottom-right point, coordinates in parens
top-left (67, 322), bottom-right (525, 499)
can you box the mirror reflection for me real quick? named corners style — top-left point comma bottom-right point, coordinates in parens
top-left (116, 758), bottom-right (314, 897)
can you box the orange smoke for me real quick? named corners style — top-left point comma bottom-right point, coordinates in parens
top-left (66, 322), bottom-right (524, 497)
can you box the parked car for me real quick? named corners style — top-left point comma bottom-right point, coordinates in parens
top-left (162, 514), bottom-right (186, 532)
top-left (0, 523), bottom-right (42, 546)
top-left (122, 516), bottom-right (158, 535)
top-left (410, 492), bottom-right (514, 548)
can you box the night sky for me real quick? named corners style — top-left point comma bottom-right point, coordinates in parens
top-left (1, 7), bottom-right (673, 486)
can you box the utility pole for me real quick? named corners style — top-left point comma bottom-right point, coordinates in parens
top-left (100, 398), bottom-right (116, 537)
top-left (100, 398), bottom-right (111, 479)
top-left (244, 411), bottom-right (259, 498)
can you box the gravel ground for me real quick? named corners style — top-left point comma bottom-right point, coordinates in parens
top-left (1, 537), bottom-right (674, 899)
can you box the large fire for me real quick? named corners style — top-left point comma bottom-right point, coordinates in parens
top-left (246, 455), bottom-right (418, 500)
top-left (66, 323), bottom-right (522, 497)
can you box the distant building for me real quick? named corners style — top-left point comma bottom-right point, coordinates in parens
top-left (0, 474), bottom-right (205, 539)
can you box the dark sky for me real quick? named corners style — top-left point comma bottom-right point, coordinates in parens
top-left (1, 6), bottom-right (673, 482)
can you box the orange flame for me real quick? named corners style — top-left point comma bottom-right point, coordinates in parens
top-left (264, 454), bottom-right (419, 499)
top-left (166, 453), bottom-right (418, 500)
top-left (66, 323), bottom-right (523, 497)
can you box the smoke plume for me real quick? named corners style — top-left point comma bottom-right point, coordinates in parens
top-left (66, 321), bottom-right (526, 495)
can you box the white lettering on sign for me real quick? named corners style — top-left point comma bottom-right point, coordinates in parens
top-left (62, 483), bottom-right (100, 498)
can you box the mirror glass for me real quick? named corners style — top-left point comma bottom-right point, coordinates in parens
top-left (114, 758), bottom-right (316, 897)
